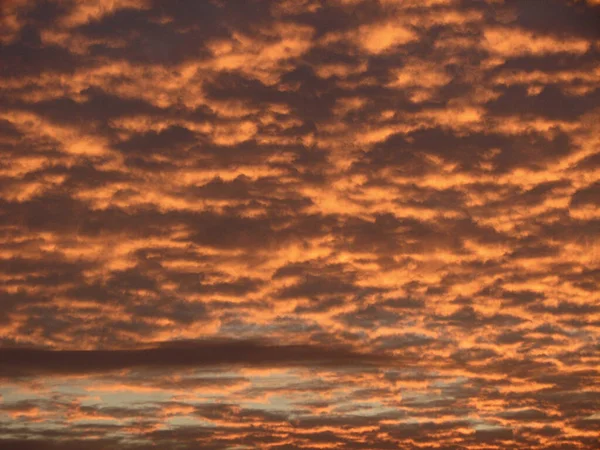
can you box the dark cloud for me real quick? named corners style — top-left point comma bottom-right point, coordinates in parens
top-left (570, 181), bottom-right (600, 208)
top-left (0, 32), bottom-right (79, 78)
top-left (0, 339), bottom-right (388, 378)
top-left (487, 85), bottom-right (600, 121)
top-left (506, 0), bottom-right (600, 39)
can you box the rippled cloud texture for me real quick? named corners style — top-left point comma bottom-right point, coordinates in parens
top-left (1, 0), bottom-right (600, 448)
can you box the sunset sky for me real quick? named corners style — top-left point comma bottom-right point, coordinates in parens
top-left (1, 0), bottom-right (600, 449)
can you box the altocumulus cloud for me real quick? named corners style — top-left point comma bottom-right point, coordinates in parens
top-left (0, 0), bottom-right (599, 449)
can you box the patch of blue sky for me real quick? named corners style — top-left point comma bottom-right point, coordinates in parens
top-left (0, 386), bottom-right (41, 403)
top-left (164, 415), bottom-right (215, 428)
top-left (89, 390), bottom-right (174, 408)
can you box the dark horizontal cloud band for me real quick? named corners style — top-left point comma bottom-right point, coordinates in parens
top-left (0, 340), bottom-right (387, 377)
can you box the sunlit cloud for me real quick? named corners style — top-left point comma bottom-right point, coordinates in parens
top-left (1, 0), bottom-right (599, 448)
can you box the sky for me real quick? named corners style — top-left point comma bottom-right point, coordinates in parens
top-left (0, 0), bottom-right (599, 449)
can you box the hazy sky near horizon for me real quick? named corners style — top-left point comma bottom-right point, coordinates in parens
top-left (1, 0), bottom-right (599, 449)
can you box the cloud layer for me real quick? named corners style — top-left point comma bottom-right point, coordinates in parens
top-left (1, 0), bottom-right (599, 448)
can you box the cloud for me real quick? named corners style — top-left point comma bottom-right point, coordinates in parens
top-left (0, 339), bottom-right (388, 378)
top-left (1, 0), bottom-right (599, 448)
